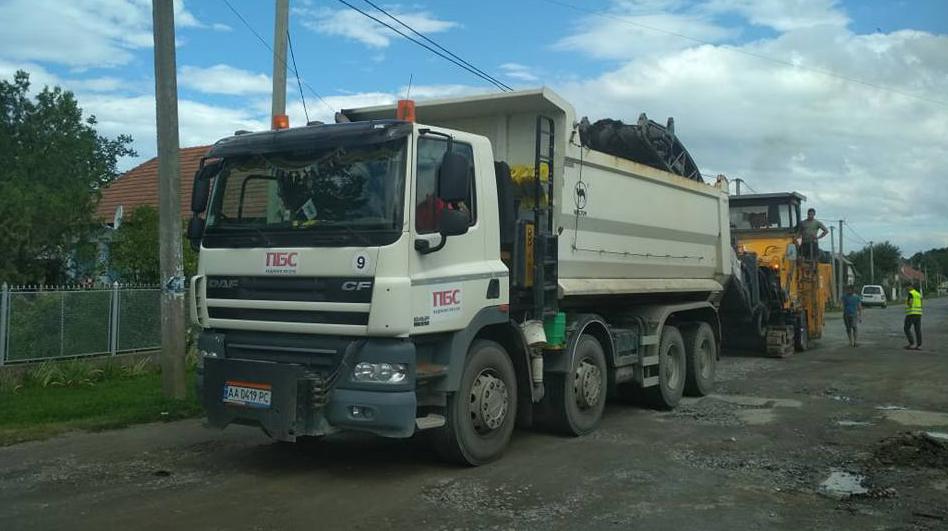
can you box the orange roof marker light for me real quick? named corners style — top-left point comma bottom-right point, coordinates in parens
top-left (396, 99), bottom-right (415, 122)
top-left (272, 114), bottom-right (289, 130)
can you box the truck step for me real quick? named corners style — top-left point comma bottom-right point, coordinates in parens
top-left (416, 362), bottom-right (448, 380)
top-left (415, 414), bottom-right (446, 430)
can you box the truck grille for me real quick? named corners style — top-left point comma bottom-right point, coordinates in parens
top-left (223, 331), bottom-right (350, 370)
top-left (205, 276), bottom-right (372, 327)
top-left (206, 276), bottom-right (372, 303)
top-left (208, 307), bottom-right (368, 325)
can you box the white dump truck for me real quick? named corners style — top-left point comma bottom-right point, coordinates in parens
top-left (187, 88), bottom-right (732, 465)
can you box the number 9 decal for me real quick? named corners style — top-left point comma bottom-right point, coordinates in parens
top-left (352, 252), bottom-right (371, 272)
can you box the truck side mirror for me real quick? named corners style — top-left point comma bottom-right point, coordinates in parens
top-left (187, 216), bottom-right (205, 251)
top-left (191, 160), bottom-right (222, 213)
top-left (437, 151), bottom-right (469, 203)
top-left (439, 208), bottom-right (469, 237)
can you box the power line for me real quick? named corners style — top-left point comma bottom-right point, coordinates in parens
top-left (360, 0), bottom-right (514, 91)
top-left (287, 29), bottom-right (310, 123)
top-left (334, 0), bottom-right (511, 92)
top-left (844, 221), bottom-right (871, 245)
top-left (221, 0), bottom-right (334, 114)
top-left (540, 0), bottom-right (948, 108)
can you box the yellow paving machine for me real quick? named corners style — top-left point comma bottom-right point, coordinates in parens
top-left (721, 192), bottom-right (832, 356)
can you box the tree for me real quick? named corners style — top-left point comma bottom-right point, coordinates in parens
top-left (848, 241), bottom-right (901, 285)
top-left (110, 205), bottom-right (197, 283)
top-left (0, 70), bottom-right (136, 283)
top-left (909, 247), bottom-right (948, 292)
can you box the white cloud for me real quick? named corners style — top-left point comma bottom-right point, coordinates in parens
top-left (0, 0), bottom-right (207, 68)
top-left (296, 6), bottom-right (458, 48)
top-left (706, 0), bottom-right (849, 31)
top-left (79, 93), bottom-right (269, 169)
top-left (554, 2), bottom-right (737, 59)
top-left (500, 63), bottom-right (539, 83)
top-left (180, 65), bottom-right (272, 96)
top-left (555, 16), bottom-right (948, 254)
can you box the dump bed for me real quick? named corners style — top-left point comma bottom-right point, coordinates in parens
top-left (345, 88), bottom-right (732, 298)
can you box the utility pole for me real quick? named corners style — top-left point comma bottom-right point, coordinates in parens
top-left (271, 0), bottom-right (289, 128)
top-left (839, 220), bottom-right (855, 288)
top-left (829, 226), bottom-right (838, 304)
top-left (869, 241), bottom-right (874, 284)
top-left (152, 0), bottom-right (187, 400)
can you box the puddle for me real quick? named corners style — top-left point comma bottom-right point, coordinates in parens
top-left (819, 471), bottom-right (868, 499)
top-left (707, 394), bottom-right (803, 408)
top-left (736, 409), bottom-right (776, 425)
top-left (837, 420), bottom-right (872, 427)
top-left (876, 405), bottom-right (907, 411)
top-left (882, 409), bottom-right (948, 427)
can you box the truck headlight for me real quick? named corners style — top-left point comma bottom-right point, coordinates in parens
top-left (352, 362), bottom-right (407, 384)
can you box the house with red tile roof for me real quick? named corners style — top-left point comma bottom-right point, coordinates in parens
top-left (96, 145), bottom-right (211, 224)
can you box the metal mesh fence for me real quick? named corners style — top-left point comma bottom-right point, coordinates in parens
top-left (0, 284), bottom-right (161, 364)
top-left (118, 289), bottom-right (161, 352)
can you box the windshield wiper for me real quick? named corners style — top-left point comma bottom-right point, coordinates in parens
top-left (320, 222), bottom-right (374, 247)
top-left (213, 224), bottom-right (275, 247)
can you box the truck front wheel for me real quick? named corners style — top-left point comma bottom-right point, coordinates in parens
top-left (433, 340), bottom-right (518, 466)
top-left (645, 326), bottom-right (686, 409)
top-left (540, 334), bottom-right (608, 436)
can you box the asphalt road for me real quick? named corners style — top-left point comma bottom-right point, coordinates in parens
top-left (2, 299), bottom-right (947, 530)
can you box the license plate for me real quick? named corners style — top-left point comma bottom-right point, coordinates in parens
top-left (222, 381), bottom-right (272, 409)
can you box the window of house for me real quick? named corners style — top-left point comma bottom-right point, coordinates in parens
top-left (415, 137), bottom-right (476, 234)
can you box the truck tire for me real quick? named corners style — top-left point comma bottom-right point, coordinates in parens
top-left (794, 313), bottom-right (809, 352)
top-left (645, 326), bottom-right (686, 409)
top-left (683, 323), bottom-right (717, 397)
top-left (433, 339), bottom-right (517, 466)
top-left (540, 334), bottom-right (608, 436)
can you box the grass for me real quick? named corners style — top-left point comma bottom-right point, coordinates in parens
top-left (0, 368), bottom-right (202, 446)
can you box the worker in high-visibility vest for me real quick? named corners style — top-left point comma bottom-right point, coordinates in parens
top-left (903, 284), bottom-right (923, 350)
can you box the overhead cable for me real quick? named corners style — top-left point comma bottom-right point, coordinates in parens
top-left (335, 0), bottom-right (511, 92)
top-left (287, 29), bottom-right (310, 122)
top-left (221, 0), bottom-right (334, 114)
top-left (361, 0), bottom-right (514, 91)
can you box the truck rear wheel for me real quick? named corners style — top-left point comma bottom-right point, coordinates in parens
top-left (645, 326), bottom-right (686, 409)
top-left (683, 323), bottom-right (717, 397)
top-left (433, 339), bottom-right (517, 466)
top-left (540, 334), bottom-right (608, 436)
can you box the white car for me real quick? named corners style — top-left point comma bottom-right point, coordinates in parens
top-left (861, 285), bottom-right (887, 308)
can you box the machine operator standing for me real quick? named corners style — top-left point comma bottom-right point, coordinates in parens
top-left (796, 208), bottom-right (829, 260)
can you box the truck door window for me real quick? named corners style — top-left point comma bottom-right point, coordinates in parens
top-left (415, 137), bottom-right (476, 234)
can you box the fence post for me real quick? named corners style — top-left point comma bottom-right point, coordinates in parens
top-left (60, 288), bottom-right (66, 357)
top-left (110, 281), bottom-right (120, 355)
top-left (0, 283), bottom-right (8, 366)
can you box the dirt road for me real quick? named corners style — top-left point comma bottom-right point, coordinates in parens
top-left (2, 299), bottom-right (946, 530)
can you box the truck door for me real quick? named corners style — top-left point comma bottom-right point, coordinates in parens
top-left (408, 134), bottom-right (491, 334)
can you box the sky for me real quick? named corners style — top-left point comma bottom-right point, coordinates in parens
top-left (1, 0), bottom-right (946, 255)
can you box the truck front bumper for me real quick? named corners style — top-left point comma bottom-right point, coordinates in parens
top-left (202, 354), bottom-right (417, 441)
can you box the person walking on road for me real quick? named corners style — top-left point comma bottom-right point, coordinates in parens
top-left (904, 284), bottom-right (923, 350)
top-left (796, 208), bottom-right (829, 260)
top-left (842, 285), bottom-right (862, 347)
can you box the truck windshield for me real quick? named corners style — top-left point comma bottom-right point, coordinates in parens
top-left (204, 138), bottom-right (406, 247)
top-left (730, 203), bottom-right (796, 231)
